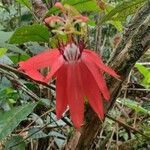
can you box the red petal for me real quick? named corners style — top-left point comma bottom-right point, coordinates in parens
top-left (22, 70), bottom-right (44, 82)
top-left (55, 64), bottom-right (68, 119)
top-left (55, 2), bottom-right (65, 13)
top-left (83, 50), bottom-right (103, 63)
top-left (18, 49), bottom-right (60, 82)
top-left (79, 61), bottom-right (104, 119)
top-left (73, 16), bottom-right (89, 22)
top-left (19, 49), bottom-right (60, 70)
top-left (83, 50), bottom-right (119, 78)
top-left (82, 57), bottom-right (110, 100)
top-left (55, 2), bottom-right (63, 8)
top-left (44, 16), bottom-right (64, 24)
top-left (45, 56), bottom-right (64, 82)
top-left (67, 63), bottom-right (84, 128)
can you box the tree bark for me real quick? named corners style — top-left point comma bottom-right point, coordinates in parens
top-left (1, 0), bottom-right (12, 5)
top-left (65, 2), bottom-right (150, 150)
top-left (30, 0), bottom-right (48, 18)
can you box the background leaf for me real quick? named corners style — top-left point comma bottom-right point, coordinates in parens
top-left (101, 0), bottom-right (146, 23)
top-left (16, 0), bottom-right (32, 10)
top-left (9, 24), bottom-right (50, 44)
top-left (135, 63), bottom-right (149, 78)
top-left (0, 31), bottom-right (13, 43)
top-left (0, 42), bottom-right (26, 54)
top-left (64, 0), bottom-right (100, 12)
top-left (0, 48), bottom-right (7, 57)
top-left (135, 63), bottom-right (150, 87)
top-left (0, 103), bottom-right (37, 140)
top-left (4, 136), bottom-right (25, 150)
top-left (117, 98), bottom-right (150, 115)
top-left (47, 0), bottom-right (100, 15)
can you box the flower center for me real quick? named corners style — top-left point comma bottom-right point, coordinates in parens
top-left (63, 43), bottom-right (81, 62)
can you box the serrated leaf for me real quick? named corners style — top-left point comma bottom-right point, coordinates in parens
top-left (101, 0), bottom-right (146, 23)
top-left (4, 136), bottom-right (25, 150)
top-left (9, 24), bottom-right (50, 44)
top-left (0, 48), bottom-right (7, 57)
top-left (47, 0), bottom-right (100, 15)
top-left (17, 0), bottom-right (32, 10)
top-left (67, 0), bottom-right (100, 12)
top-left (0, 103), bottom-right (37, 140)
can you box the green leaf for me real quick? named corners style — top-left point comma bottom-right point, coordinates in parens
top-left (135, 63), bottom-right (150, 87)
top-left (68, 0), bottom-right (100, 12)
top-left (47, 0), bottom-right (100, 15)
top-left (39, 98), bottom-right (51, 107)
top-left (144, 74), bottom-right (150, 85)
top-left (9, 54), bottom-right (30, 63)
top-left (0, 103), bottom-right (37, 140)
top-left (109, 20), bottom-right (123, 32)
top-left (16, 0), bottom-right (32, 10)
top-left (101, 0), bottom-right (146, 23)
top-left (0, 55), bottom-right (13, 65)
top-left (28, 128), bottom-right (48, 139)
top-left (0, 42), bottom-right (26, 54)
top-left (27, 42), bottom-right (47, 54)
top-left (0, 48), bottom-right (7, 57)
top-left (9, 24), bottom-right (50, 44)
top-left (135, 63), bottom-right (149, 78)
top-left (117, 98), bottom-right (150, 115)
top-left (0, 31), bottom-right (13, 43)
top-left (4, 136), bottom-right (25, 150)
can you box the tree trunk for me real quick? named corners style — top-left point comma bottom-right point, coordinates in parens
top-left (30, 0), bottom-right (48, 18)
top-left (2, 0), bottom-right (12, 5)
top-left (65, 2), bottom-right (150, 150)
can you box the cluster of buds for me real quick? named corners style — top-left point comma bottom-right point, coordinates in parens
top-left (44, 2), bottom-right (88, 42)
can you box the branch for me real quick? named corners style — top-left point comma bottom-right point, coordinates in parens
top-left (0, 64), bottom-right (55, 91)
top-left (108, 1), bottom-right (150, 63)
top-left (0, 67), bottom-right (41, 102)
top-left (106, 115), bottom-right (150, 140)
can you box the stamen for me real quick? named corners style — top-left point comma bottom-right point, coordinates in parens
top-left (63, 43), bottom-right (81, 62)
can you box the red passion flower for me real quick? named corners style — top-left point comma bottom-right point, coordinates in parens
top-left (19, 3), bottom-right (119, 128)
